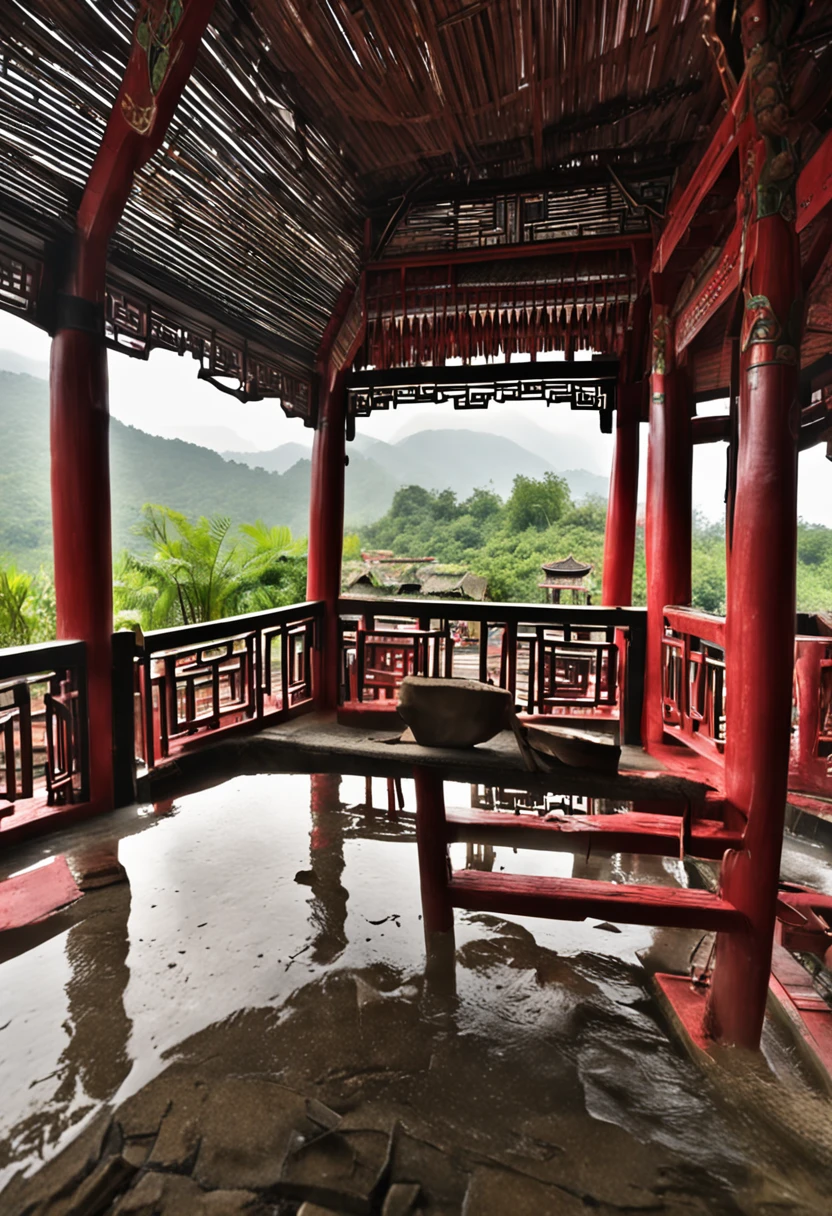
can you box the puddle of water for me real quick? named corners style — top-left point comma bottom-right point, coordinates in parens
top-left (1, 773), bottom-right (831, 1212)
top-left (781, 830), bottom-right (832, 895)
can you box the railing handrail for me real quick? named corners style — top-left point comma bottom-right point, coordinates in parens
top-left (663, 605), bottom-right (726, 647)
top-left (339, 597), bottom-right (646, 629)
top-left (141, 601), bottom-right (325, 651)
top-left (0, 639), bottom-right (86, 681)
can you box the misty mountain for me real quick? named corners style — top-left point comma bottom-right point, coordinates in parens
top-left (223, 440), bottom-right (312, 474)
top-left (0, 372), bottom-right (396, 571)
top-left (156, 423), bottom-right (260, 452)
top-left (230, 428), bottom-right (609, 505)
top-left (388, 409), bottom-right (602, 472)
top-left (0, 347), bottom-right (49, 381)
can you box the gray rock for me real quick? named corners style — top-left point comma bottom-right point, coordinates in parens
top-left (306, 1098), bottom-right (343, 1132)
top-left (382, 1182), bottom-right (422, 1215)
top-left (297, 1205), bottom-right (352, 1216)
top-left (461, 1167), bottom-right (582, 1215)
top-left (391, 1131), bottom-right (470, 1210)
top-left (193, 1077), bottom-right (313, 1191)
top-left (112, 1173), bottom-right (261, 1215)
top-left (60, 1154), bottom-right (137, 1216)
top-left (397, 677), bottom-right (512, 748)
top-left (279, 1128), bottom-right (390, 1214)
top-left (147, 1083), bottom-right (209, 1172)
top-left (116, 1083), bottom-right (175, 1141)
top-left (0, 1109), bottom-right (112, 1216)
top-left (297, 1204), bottom-right (353, 1216)
top-left (121, 1139), bottom-right (154, 1170)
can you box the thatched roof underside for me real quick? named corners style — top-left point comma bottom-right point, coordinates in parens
top-left (1, 2), bottom-right (832, 407)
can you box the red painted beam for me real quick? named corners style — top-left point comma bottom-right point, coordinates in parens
top-left (0, 856), bottom-right (81, 931)
top-left (797, 129), bottom-right (832, 234)
top-left (445, 808), bottom-right (743, 861)
top-left (769, 943), bottom-right (832, 1091)
top-left (367, 232), bottom-right (652, 273)
top-left (674, 219), bottom-right (743, 356)
top-left (662, 606), bottom-right (726, 647)
top-left (799, 415), bottom-right (832, 451)
top-left (448, 870), bottom-right (746, 931)
top-left (75, 0), bottom-right (217, 296)
top-left (692, 414), bottom-right (731, 444)
top-left (654, 79), bottom-right (749, 274)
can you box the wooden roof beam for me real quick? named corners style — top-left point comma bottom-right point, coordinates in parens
top-left (797, 129), bottom-right (832, 234)
top-left (363, 156), bottom-right (681, 214)
top-left (367, 232), bottom-right (652, 273)
top-left (653, 77), bottom-right (749, 276)
top-left (673, 218), bottom-right (743, 358)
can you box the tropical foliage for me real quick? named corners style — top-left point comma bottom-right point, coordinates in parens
top-left (113, 505), bottom-right (309, 631)
top-left (0, 565), bottom-right (55, 647)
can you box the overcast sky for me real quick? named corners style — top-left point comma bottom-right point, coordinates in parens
top-left (1, 311), bottom-right (829, 527)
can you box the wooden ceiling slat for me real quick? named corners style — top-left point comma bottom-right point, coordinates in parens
top-left (1, 0), bottom-right (824, 368)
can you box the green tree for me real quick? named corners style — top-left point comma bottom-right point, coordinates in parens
top-left (389, 485), bottom-right (435, 523)
top-left (506, 472), bottom-right (570, 531)
top-left (460, 486), bottom-right (501, 523)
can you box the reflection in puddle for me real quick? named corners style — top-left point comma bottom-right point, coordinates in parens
top-left (1, 774), bottom-right (831, 1212)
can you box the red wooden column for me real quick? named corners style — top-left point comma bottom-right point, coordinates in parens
top-left (307, 366), bottom-right (347, 711)
top-left (51, 314), bottom-right (113, 811)
top-left (49, 1), bottom-right (215, 812)
top-left (642, 301), bottom-right (692, 746)
top-left (413, 767), bottom-right (454, 937)
top-left (706, 4), bottom-right (802, 1047)
top-left (602, 386), bottom-right (640, 606)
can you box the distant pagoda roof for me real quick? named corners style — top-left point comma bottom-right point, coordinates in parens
top-left (540, 556), bottom-right (593, 577)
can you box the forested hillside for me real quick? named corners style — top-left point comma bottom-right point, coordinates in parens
top-left (228, 428), bottom-right (610, 504)
top-left (359, 478), bottom-right (832, 615)
top-left (0, 372), bottom-right (396, 570)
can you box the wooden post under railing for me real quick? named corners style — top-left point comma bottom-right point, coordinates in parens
top-left (791, 639), bottom-right (830, 796)
top-left (111, 630), bottom-right (138, 808)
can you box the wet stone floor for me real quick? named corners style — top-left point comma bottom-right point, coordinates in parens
top-left (2, 774), bottom-right (832, 1214)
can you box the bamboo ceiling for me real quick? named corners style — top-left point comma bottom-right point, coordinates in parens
top-left (0, 0), bottom-right (830, 392)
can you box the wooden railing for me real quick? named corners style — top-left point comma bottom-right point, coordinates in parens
top-left (0, 640), bottom-right (88, 809)
top-left (131, 602), bottom-right (324, 771)
top-left (338, 598), bottom-right (646, 744)
top-left (662, 609), bottom-right (832, 800)
top-left (790, 635), bottom-right (832, 800)
top-left (661, 607), bottom-right (726, 761)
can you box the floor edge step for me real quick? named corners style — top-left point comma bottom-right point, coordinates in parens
top-left (445, 808), bottom-right (742, 861)
top-left (447, 870), bottom-right (746, 931)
